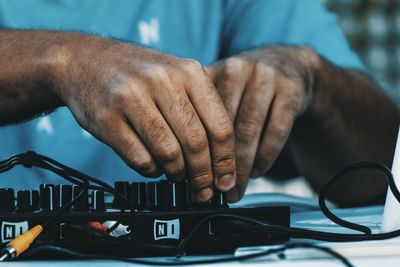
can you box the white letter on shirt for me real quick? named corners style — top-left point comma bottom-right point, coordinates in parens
top-left (37, 116), bottom-right (53, 135)
top-left (138, 18), bottom-right (160, 45)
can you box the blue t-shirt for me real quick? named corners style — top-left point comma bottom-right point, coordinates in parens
top-left (0, 0), bottom-right (365, 189)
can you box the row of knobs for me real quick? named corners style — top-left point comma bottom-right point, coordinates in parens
top-left (0, 181), bottom-right (228, 213)
top-left (0, 184), bottom-right (104, 213)
top-left (113, 180), bottom-right (228, 210)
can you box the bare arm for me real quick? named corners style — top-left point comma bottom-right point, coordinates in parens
top-left (0, 30), bottom-right (65, 124)
top-left (206, 45), bottom-right (400, 206)
top-left (291, 58), bottom-right (400, 206)
top-left (0, 30), bottom-right (237, 202)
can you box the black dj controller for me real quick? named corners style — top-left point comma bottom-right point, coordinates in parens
top-left (0, 180), bottom-right (290, 257)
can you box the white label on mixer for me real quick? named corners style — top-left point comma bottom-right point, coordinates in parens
top-left (1, 221), bottom-right (28, 243)
top-left (153, 219), bottom-right (180, 240)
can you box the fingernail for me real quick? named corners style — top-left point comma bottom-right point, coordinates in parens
top-left (250, 168), bottom-right (262, 178)
top-left (196, 187), bottom-right (213, 202)
top-left (217, 174), bottom-right (235, 191)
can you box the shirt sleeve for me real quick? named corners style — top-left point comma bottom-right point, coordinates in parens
top-left (221, 0), bottom-right (365, 70)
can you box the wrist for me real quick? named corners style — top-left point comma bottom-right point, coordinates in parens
top-left (44, 32), bottom-right (113, 107)
top-left (36, 31), bottom-right (81, 107)
top-left (294, 46), bottom-right (321, 116)
top-left (242, 45), bottom-right (321, 115)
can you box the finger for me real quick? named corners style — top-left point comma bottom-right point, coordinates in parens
top-left (252, 81), bottom-right (301, 177)
top-left (123, 92), bottom-right (186, 181)
top-left (183, 60), bottom-right (237, 194)
top-left (227, 64), bottom-right (276, 202)
top-left (212, 58), bottom-right (253, 121)
top-left (156, 85), bottom-right (214, 202)
top-left (204, 64), bottom-right (220, 82)
top-left (98, 113), bottom-right (162, 177)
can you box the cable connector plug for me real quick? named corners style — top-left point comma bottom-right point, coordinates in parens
top-left (0, 225), bottom-right (43, 261)
top-left (21, 151), bottom-right (38, 168)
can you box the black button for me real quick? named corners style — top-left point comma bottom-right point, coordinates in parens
top-left (16, 190), bottom-right (31, 212)
top-left (40, 184), bottom-right (56, 212)
top-left (147, 182), bottom-right (165, 209)
top-left (131, 182), bottom-right (146, 210)
top-left (0, 188), bottom-right (15, 212)
top-left (92, 190), bottom-right (106, 212)
top-left (56, 184), bottom-right (73, 209)
top-left (113, 181), bottom-right (130, 209)
top-left (210, 190), bottom-right (228, 209)
top-left (72, 185), bottom-right (88, 211)
top-left (164, 180), bottom-right (188, 210)
top-left (31, 190), bottom-right (40, 211)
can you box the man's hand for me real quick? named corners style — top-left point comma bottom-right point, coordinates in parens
top-left (0, 30), bottom-right (236, 202)
top-left (206, 46), bottom-right (318, 202)
top-left (47, 33), bottom-right (236, 202)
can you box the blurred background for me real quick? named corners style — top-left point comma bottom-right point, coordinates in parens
top-left (327, 0), bottom-right (400, 103)
top-left (246, 0), bottom-right (400, 199)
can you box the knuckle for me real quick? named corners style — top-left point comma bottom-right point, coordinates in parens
top-left (165, 165), bottom-right (185, 181)
top-left (254, 62), bottom-right (275, 77)
top-left (110, 80), bottom-right (147, 108)
top-left (163, 157), bottom-right (185, 180)
top-left (222, 57), bottom-right (247, 80)
top-left (271, 123), bottom-right (289, 141)
top-left (123, 147), bottom-right (155, 172)
top-left (94, 111), bottom-right (116, 131)
top-left (297, 46), bottom-right (320, 67)
top-left (157, 141), bottom-right (181, 162)
top-left (181, 58), bottom-right (203, 74)
top-left (257, 149), bottom-right (278, 170)
top-left (190, 173), bottom-right (212, 190)
top-left (147, 65), bottom-right (169, 81)
top-left (214, 157), bottom-right (235, 171)
top-left (225, 57), bottom-right (246, 72)
top-left (110, 88), bottom-right (131, 106)
top-left (282, 94), bottom-right (302, 114)
top-left (212, 119), bottom-right (234, 144)
top-left (236, 119), bottom-right (261, 142)
top-left (184, 128), bottom-right (209, 154)
top-left (133, 156), bottom-right (155, 172)
top-left (298, 45), bottom-right (316, 58)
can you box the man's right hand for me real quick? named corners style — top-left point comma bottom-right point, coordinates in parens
top-left (50, 34), bottom-right (236, 202)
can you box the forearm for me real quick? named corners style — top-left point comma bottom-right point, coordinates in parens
top-left (0, 29), bottom-right (237, 201)
top-left (290, 58), bottom-right (400, 206)
top-left (0, 30), bottom-right (70, 125)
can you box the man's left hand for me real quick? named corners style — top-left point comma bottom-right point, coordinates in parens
top-left (205, 46), bottom-right (319, 202)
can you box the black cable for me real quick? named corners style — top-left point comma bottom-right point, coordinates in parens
top-left (42, 180), bottom-right (88, 228)
top-left (106, 215), bottom-right (124, 234)
top-left (319, 161), bottom-right (400, 235)
top-left (3, 151), bottom-right (400, 266)
top-left (35, 152), bottom-right (131, 233)
top-left (20, 242), bottom-right (353, 267)
top-left (0, 152), bottom-right (173, 252)
top-left (0, 155), bottom-right (18, 165)
top-left (176, 213), bottom-right (400, 251)
top-left (0, 151), bottom-right (132, 230)
top-left (1, 154), bottom-right (125, 242)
